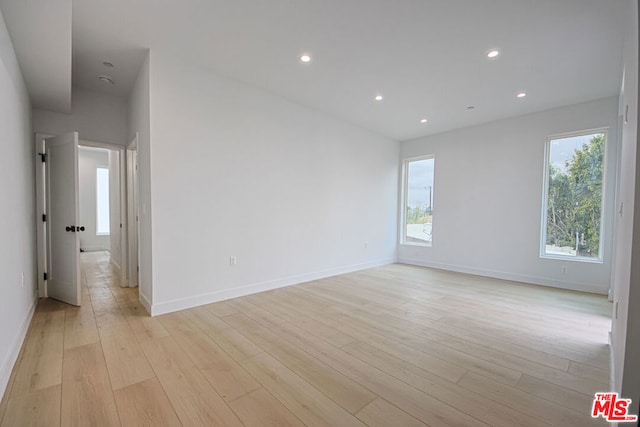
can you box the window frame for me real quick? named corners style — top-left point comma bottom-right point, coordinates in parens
top-left (400, 154), bottom-right (435, 247)
top-left (540, 128), bottom-right (608, 263)
top-left (96, 166), bottom-right (110, 237)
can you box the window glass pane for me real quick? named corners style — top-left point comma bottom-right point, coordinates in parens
top-left (96, 167), bottom-right (110, 236)
top-left (544, 132), bottom-right (605, 259)
top-left (405, 157), bottom-right (434, 245)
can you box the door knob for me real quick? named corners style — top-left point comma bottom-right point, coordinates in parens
top-left (65, 226), bottom-right (76, 232)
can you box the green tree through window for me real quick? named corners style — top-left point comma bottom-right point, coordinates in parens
top-left (544, 132), bottom-right (605, 259)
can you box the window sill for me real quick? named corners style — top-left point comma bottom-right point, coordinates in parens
top-left (540, 254), bottom-right (603, 264)
top-left (400, 241), bottom-right (432, 248)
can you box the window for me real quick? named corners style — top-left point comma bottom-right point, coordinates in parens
top-left (96, 167), bottom-right (110, 236)
top-left (541, 129), bottom-right (606, 261)
top-left (402, 156), bottom-right (435, 246)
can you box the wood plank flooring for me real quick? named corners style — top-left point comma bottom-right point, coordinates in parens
top-left (0, 252), bottom-right (611, 426)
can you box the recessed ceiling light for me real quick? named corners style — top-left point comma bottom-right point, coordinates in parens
top-left (420, 118), bottom-right (428, 123)
top-left (487, 50), bottom-right (500, 58)
top-left (102, 61), bottom-right (114, 68)
top-left (299, 54), bottom-right (311, 63)
top-left (374, 94), bottom-right (384, 101)
top-left (98, 75), bottom-right (115, 85)
top-left (517, 92), bottom-right (527, 98)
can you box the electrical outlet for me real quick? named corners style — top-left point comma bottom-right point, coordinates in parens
top-left (560, 265), bottom-right (568, 275)
top-left (364, 241), bottom-right (369, 249)
top-left (230, 256), bottom-right (237, 266)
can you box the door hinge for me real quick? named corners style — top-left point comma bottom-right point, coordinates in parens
top-left (43, 272), bottom-right (48, 280)
top-left (137, 266), bottom-right (139, 272)
top-left (39, 153), bottom-right (46, 162)
top-left (42, 214), bottom-right (46, 222)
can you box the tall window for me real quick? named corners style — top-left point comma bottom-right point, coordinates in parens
top-left (96, 167), bottom-right (110, 236)
top-left (542, 129), bottom-right (606, 261)
top-left (402, 156), bottom-right (435, 245)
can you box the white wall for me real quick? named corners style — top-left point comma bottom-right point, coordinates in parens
top-left (0, 8), bottom-right (37, 398)
top-left (399, 97), bottom-right (619, 294)
top-left (33, 87), bottom-right (127, 146)
top-left (127, 52), bottom-right (152, 309)
top-left (146, 51), bottom-right (399, 315)
top-left (611, 0), bottom-right (640, 411)
top-left (78, 147), bottom-right (110, 251)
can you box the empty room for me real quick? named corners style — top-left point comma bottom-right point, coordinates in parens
top-left (1, 0), bottom-right (639, 426)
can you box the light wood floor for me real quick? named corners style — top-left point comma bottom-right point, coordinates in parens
top-left (0, 252), bottom-right (611, 426)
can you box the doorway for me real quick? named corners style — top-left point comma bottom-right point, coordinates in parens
top-left (35, 133), bottom-right (134, 306)
top-left (78, 146), bottom-right (111, 253)
top-left (77, 141), bottom-right (128, 289)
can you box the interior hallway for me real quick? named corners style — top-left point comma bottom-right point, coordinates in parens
top-left (0, 252), bottom-right (611, 426)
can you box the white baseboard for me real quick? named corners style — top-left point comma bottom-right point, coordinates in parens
top-left (398, 257), bottom-right (608, 295)
top-left (609, 331), bottom-right (616, 392)
top-left (150, 257), bottom-right (396, 316)
top-left (608, 330), bottom-right (619, 427)
top-left (139, 292), bottom-right (152, 315)
top-left (81, 246), bottom-right (109, 252)
top-left (0, 295), bottom-right (38, 399)
top-left (110, 258), bottom-right (120, 273)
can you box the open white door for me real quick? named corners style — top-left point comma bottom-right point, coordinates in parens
top-left (45, 132), bottom-right (81, 306)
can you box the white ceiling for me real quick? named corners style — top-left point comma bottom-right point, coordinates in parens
top-left (2, 0), bottom-right (627, 141)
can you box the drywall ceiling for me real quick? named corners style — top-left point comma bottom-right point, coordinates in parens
top-left (0, 0), bottom-right (72, 112)
top-left (4, 0), bottom-right (628, 141)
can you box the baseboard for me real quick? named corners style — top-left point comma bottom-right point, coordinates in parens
top-left (110, 258), bottom-right (120, 273)
top-left (0, 294), bottom-right (38, 400)
top-left (150, 257), bottom-right (396, 316)
top-left (139, 292), bottom-right (152, 315)
top-left (80, 246), bottom-right (110, 252)
top-left (609, 330), bottom-right (620, 427)
top-left (609, 331), bottom-right (615, 391)
top-left (398, 257), bottom-right (608, 295)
